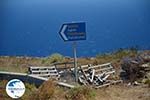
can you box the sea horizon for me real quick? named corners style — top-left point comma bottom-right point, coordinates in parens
top-left (0, 0), bottom-right (150, 57)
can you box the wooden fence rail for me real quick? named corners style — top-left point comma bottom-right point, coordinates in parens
top-left (28, 66), bottom-right (60, 79)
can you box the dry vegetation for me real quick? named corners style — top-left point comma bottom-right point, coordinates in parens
top-left (95, 85), bottom-right (150, 100)
top-left (0, 49), bottom-right (150, 100)
top-left (0, 49), bottom-right (138, 73)
top-left (0, 53), bottom-right (65, 73)
top-left (0, 80), bottom-right (150, 100)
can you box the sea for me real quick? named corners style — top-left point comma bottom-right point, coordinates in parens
top-left (0, 0), bottom-right (150, 57)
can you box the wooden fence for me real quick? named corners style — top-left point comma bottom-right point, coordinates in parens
top-left (28, 66), bottom-right (60, 79)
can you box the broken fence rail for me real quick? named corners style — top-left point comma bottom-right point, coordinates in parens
top-left (78, 63), bottom-right (122, 88)
top-left (79, 63), bottom-right (115, 77)
top-left (28, 66), bottom-right (60, 79)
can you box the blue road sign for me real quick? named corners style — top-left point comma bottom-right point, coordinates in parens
top-left (59, 22), bottom-right (86, 41)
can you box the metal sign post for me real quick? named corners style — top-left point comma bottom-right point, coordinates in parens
top-left (59, 22), bottom-right (86, 82)
top-left (73, 42), bottom-right (78, 82)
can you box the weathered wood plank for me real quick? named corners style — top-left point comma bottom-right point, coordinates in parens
top-left (29, 66), bottom-right (60, 79)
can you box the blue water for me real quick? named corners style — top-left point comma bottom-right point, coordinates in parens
top-left (0, 0), bottom-right (150, 57)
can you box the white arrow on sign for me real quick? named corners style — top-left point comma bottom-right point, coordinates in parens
top-left (60, 25), bottom-right (68, 41)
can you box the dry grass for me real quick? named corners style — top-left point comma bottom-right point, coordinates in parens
top-left (0, 49), bottom-right (138, 73)
top-left (0, 80), bottom-right (9, 100)
top-left (0, 80), bottom-right (150, 100)
top-left (21, 84), bottom-right (150, 100)
top-left (25, 80), bottom-right (66, 100)
top-left (20, 82), bottom-right (150, 100)
top-left (0, 50), bottom-right (149, 100)
top-left (95, 85), bottom-right (150, 100)
top-left (0, 56), bottom-right (43, 73)
top-left (0, 54), bottom-right (65, 73)
top-left (66, 86), bottom-right (96, 100)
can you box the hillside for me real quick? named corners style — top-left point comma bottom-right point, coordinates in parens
top-left (0, 49), bottom-right (150, 100)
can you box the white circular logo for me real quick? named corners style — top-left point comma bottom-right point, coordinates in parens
top-left (6, 79), bottom-right (25, 99)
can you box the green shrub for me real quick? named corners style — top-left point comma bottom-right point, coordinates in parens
top-left (42, 53), bottom-right (64, 64)
top-left (49, 53), bottom-right (64, 63)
